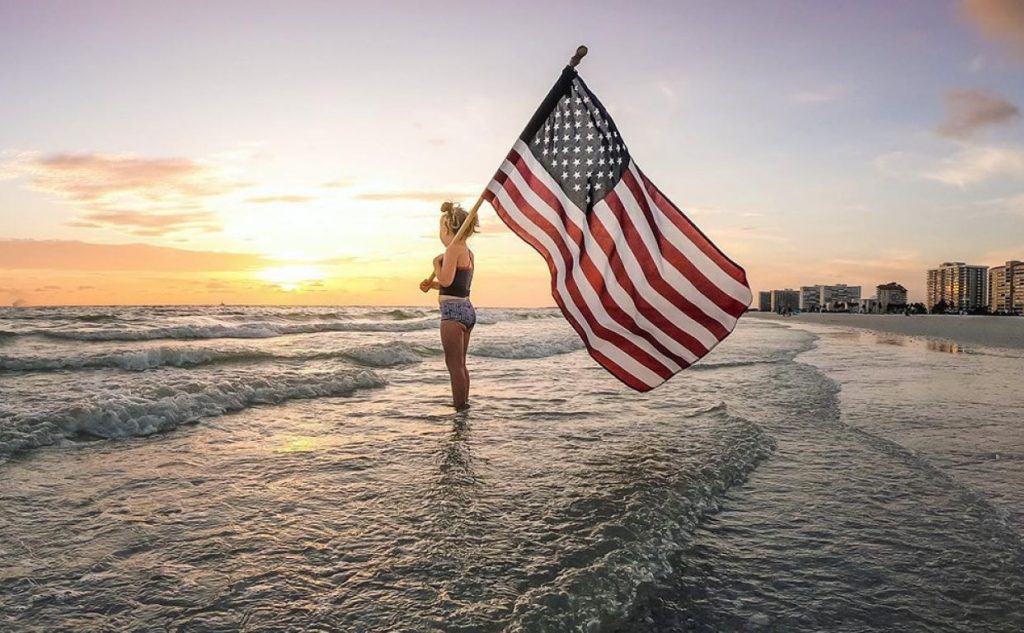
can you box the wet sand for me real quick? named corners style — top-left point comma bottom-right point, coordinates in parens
top-left (748, 312), bottom-right (1024, 350)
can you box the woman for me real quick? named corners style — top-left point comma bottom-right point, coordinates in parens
top-left (420, 201), bottom-right (478, 411)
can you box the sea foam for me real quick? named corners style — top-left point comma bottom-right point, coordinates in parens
top-left (0, 368), bottom-right (385, 462)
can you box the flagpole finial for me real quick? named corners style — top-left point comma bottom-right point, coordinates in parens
top-left (569, 45), bottom-right (588, 68)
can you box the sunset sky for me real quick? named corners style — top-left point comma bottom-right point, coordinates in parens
top-left (2, 0), bottom-right (1023, 307)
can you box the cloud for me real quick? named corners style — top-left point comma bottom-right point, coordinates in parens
top-left (0, 151), bottom-right (248, 234)
top-left (245, 195), bottom-right (314, 204)
top-left (354, 190), bottom-right (477, 203)
top-left (790, 85), bottom-right (848, 104)
top-left (925, 145), bottom-right (1024, 187)
top-left (974, 192), bottom-right (1024, 217)
top-left (321, 179), bottom-right (351, 188)
top-left (937, 89), bottom-right (1020, 139)
top-left (69, 210), bottom-right (221, 236)
top-left (963, 0), bottom-right (1024, 59)
top-left (875, 146), bottom-right (1024, 187)
top-left (0, 239), bottom-right (272, 272)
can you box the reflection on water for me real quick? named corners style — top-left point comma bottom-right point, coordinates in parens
top-left (823, 328), bottom-right (971, 355)
top-left (927, 339), bottom-right (967, 354)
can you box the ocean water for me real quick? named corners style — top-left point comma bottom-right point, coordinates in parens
top-left (0, 306), bottom-right (1021, 632)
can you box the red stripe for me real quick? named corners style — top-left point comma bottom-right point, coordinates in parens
top-left (634, 165), bottom-right (749, 287)
top-left (491, 168), bottom-right (677, 380)
top-left (601, 189), bottom-right (730, 341)
top-left (503, 152), bottom-right (698, 367)
top-left (619, 169), bottom-right (749, 320)
top-left (484, 187), bottom-right (655, 392)
top-left (583, 204), bottom-right (712, 358)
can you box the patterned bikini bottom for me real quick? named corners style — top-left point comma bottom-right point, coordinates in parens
top-left (439, 298), bottom-right (476, 329)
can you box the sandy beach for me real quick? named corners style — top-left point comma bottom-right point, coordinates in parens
top-left (749, 312), bottom-right (1024, 350)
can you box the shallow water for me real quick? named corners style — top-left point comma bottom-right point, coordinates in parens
top-left (1, 307), bottom-right (1022, 631)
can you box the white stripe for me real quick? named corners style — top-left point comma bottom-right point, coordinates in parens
top-left (486, 182), bottom-right (668, 387)
top-left (498, 153), bottom-right (702, 362)
top-left (610, 175), bottom-right (738, 331)
top-left (588, 196), bottom-right (726, 348)
top-left (627, 163), bottom-right (752, 305)
top-left (510, 142), bottom-right (720, 352)
top-left (495, 155), bottom-right (684, 371)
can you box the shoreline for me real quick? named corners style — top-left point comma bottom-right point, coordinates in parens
top-left (747, 312), bottom-right (1024, 351)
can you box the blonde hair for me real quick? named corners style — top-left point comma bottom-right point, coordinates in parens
top-left (440, 201), bottom-right (479, 237)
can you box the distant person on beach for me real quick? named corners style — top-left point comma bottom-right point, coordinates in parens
top-left (420, 201), bottom-right (479, 411)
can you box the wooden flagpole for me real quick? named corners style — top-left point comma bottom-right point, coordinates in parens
top-left (425, 45), bottom-right (589, 284)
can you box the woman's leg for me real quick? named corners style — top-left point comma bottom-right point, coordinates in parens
top-left (462, 326), bottom-right (472, 404)
top-left (441, 320), bottom-right (469, 409)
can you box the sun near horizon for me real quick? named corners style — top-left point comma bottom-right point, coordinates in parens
top-left (2, 1), bottom-right (1023, 308)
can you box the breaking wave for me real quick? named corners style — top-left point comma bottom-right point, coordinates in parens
top-left (1, 341), bottom-right (434, 372)
top-left (0, 369), bottom-right (385, 462)
top-left (505, 412), bottom-right (776, 632)
top-left (38, 318), bottom-right (440, 342)
top-left (470, 336), bottom-right (584, 359)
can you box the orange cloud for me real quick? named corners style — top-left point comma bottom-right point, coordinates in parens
top-left (245, 195), bottom-right (314, 203)
top-left (0, 239), bottom-right (271, 272)
top-left (937, 89), bottom-right (1020, 139)
top-left (0, 151), bottom-right (248, 235)
top-left (355, 190), bottom-right (477, 203)
top-left (69, 211), bottom-right (220, 236)
top-left (963, 0), bottom-right (1024, 59)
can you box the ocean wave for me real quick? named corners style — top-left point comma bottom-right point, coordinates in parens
top-left (38, 318), bottom-right (440, 342)
top-left (475, 307), bottom-right (563, 325)
top-left (469, 336), bottom-right (583, 359)
top-left (0, 347), bottom-right (275, 371)
top-left (330, 341), bottom-right (432, 367)
top-left (363, 308), bottom-right (433, 321)
top-left (0, 368), bottom-right (385, 462)
top-left (504, 412), bottom-right (776, 633)
top-left (1, 340), bottom-right (434, 372)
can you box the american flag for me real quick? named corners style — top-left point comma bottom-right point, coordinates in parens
top-left (484, 65), bottom-right (752, 391)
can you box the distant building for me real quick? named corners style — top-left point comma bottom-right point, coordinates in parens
top-left (858, 297), bottom-right (879, 314)
top-left (770, 289), bottom-right (800, 314)
top-left (820, 284), bottom-right (861, 312)
top-left (989, 260), bottom-right (1024, 315)
top-left (926, 262), bottom-right (988, 312)
top-left (799, 286), bottom-right (821, 312)
top-left (758, 291), bottom-right (772, 312)
top-left (876, 282), bottom-right (908, 313)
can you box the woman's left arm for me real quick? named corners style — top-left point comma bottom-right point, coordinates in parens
top-left (435, 246), bottom-right (461, 287)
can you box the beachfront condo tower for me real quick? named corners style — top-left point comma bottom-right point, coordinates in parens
top-left (770, 289), bottom-right (800, 314)
top-left (819, 284), bottom-right (862, 312)
top-left (758, 291), bottom-right (772, 312)
top-left (799, 286), bottom-right (821, 312)
top-left (988, 260), bottom-right (1024, 315)
top-left (926, 262), bottom-right (988, 312)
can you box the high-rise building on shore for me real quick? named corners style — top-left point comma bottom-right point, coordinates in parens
top-left (989, 260), bottom-right (1024, 315)
top-left (819, 284), bottom-right (861, 311)
top-left (876, 282), bottom-right (908, 312)
top-left (799, 286), bottom-right (821, 312)
top-left (770, 289), bottom-right (799, 314)
top-left (926, 262), bottom-right (988, 312)
top-left (758, 291), bottom-right (772, 312)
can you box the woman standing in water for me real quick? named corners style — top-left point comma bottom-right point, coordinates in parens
top-left (420, 201), bottom-right (478, 411)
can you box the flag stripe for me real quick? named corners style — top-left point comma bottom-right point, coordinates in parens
top-left (511, 144), bottom-right (729, 353)
top-left (618, 169), bottom-right (750, 318)
top-left (484, 190), bottom-right (655, 391)
top-left (502, 149), bottom-right (705, 363)
top-left (489, 167), bottom-right (682, 376)
top-left (486, 177), bottom-right (674, 387)
top-left (630, 163), bottom-right (751, 296)
top-left (598, 190), bottom-right (732, 341)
